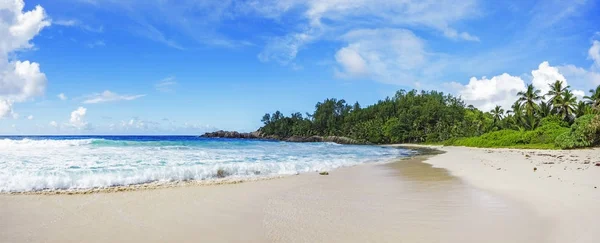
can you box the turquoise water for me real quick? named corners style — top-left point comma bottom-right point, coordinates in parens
top-left (0, 136), bottom-right (412, 192)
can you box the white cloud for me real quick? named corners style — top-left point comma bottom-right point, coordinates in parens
top-left (572, 89), bottom-right (586, 99)
top-left (450, 61), bottom-right (592, 111)
top-left (257, 0), bottom-right (478, 65)
top-left (49, 120), bottom-right (57, 127)
top-left (442, 28), bottom-right (480, 42)
top-left (0, 99), bottom-right (15, 118)
top-left (120, 118), bottom-right (152, 130)
top-left (334, 28), bottom-right (427, 84)
top-left (83, 90), bottom-right (145, 104)
top-left (0, 0), bottom-right (50, 118)
top-left (87, 40), bottom-right (105, 48)
top-left (589, 40), bottom-right (600, 69)
top-left (57, 93), bottom-right (67, 100)
top-left (27, 115), bottom-right (33, 120)
top-left (53, 19), bottom-right (103, 33)
top-left (557, 64), bottom-right (600, 87)
top-left (155, 76), bottom-right (177, 92)
top-left (258, 31), bottom-right (317, 65)
top-left (69, 106), bottom-right (88, 129)
top-left (531, 61), bottom-right (567, 96)
top-left (450, 73), bottom-right (526, 112)
top-left (335, 46), bottom-right (367, 77)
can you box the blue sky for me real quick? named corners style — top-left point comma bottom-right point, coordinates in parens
top-left (1, 0), bottom-right (599, 135)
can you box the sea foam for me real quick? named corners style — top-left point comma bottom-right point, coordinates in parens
top-left (0, 137), bottom-right (410, 192)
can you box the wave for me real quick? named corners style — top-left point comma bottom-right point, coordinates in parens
top-left (0, 159), bottom-right (374, 192)
top-left (0, 138), bottom-right (94, 148)
top-left (0, 138), bottom-right (202, 148)
top-left (0, 137), bottom-right (410, 192)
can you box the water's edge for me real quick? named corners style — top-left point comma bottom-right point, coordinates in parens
top-left (1, 137), bottom-right (422, 195)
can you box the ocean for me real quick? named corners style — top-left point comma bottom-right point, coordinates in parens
top-left (0, 136), bottom-right (412, 192)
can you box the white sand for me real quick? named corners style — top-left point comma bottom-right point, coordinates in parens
top-left (407, 145), bottom-right (600, 243)
top-left (0, 155), bottom-right (548, 243)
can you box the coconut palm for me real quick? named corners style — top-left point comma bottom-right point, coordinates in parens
top-left (517, 84), bottom-right (543, 113)
top-left (522, 111), bottom-right (539, 130)
top-left (546, 80), bottom-right (569, 106)
top-left (538, 101), bottom-right (552, 118)
top-left (490, 105), bottom-right (504, 128)
top-left (507, 101), bottom-right (524, 129)
top-left (574, 101), bottom-right (591, 118)
top-left (584, 85), bottom-right (600, 112)
top-left (556, 90), bottom-right (577, 122)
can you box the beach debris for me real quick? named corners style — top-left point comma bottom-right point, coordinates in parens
top-left (216, 169), bottom-right (228, 178)
top-left (595, 163), bottom-right (600, 167)
top-left (319, 171), bottom-right (329, 175)
top-left (533, 167), bottom-right (537, 172)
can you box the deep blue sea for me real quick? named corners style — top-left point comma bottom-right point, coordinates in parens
top-left (0, 136), bottom-right (412, 192)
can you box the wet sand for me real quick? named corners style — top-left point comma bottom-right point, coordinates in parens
top-left (399, 145), bottom-right (600, 243)
top-left (0, 154), bottom-right (547, 243)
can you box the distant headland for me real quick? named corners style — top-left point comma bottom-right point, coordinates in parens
top-left (200, 130), bottom-right (366, 145)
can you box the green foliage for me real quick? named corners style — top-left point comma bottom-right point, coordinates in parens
top-left (445, 117), bottom-right (569, 149)
top-left (259, 83), bottom-right (600, 149)
top-left (539, 115), bottom-right (568, 127)
top-left (555, 114), bottom-right (600, 149)
top-left (260, 90), bottom-right (490, 144)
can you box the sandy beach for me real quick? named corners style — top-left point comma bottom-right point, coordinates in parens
top-left (1, 146), bottom-right (599, 242)
top-left (412, 145), bottom-right (600, 243)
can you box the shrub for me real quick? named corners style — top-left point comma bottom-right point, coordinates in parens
top-left (447, 130), bottom-right (530, 147)
top-left (555, 115), bottom-right (600, 149)
top-left (444, 118), bottom-right (569, 149)
top-left (539, 115), bottom-right (569, 128)
top-left (528, 121), bottom-right (570, 144)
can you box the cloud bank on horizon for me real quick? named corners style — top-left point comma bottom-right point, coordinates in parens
top-left (0, 0), bottom-right (599, 134)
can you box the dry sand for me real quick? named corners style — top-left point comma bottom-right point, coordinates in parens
top-left (401, 145), bottom-right (600, 243)
top-left (1, 146), bottom-right (598, 242)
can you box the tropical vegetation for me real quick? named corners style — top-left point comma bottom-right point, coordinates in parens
top-left (259, 81), bottom-right (600, 149)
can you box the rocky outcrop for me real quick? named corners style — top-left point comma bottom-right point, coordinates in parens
top-left (321, 136), bottom-right (365, 145)
top-left (201, 130), bottom-right (367, 145)
top-left (285, 135), bottom-right (323, 142)
top-left (200, 130), bottom-right (265, 139)
top-left (284, 135), bottom-right (365, 144)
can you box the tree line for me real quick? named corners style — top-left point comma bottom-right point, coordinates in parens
top-left (259, 82), bottom-right (600, 146)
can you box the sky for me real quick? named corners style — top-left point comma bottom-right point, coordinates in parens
top-left (0, 0), bottom-right (599, 135)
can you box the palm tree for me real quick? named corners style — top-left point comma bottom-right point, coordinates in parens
top-left (546, 80), bottom-right (569, 106)
top-left (490, 105), bottom-right (504, 128)
top-left (538, 101), bottom-right (552, 118)
top-left (574, 101), bottom-right (591, 118)
top-left (556, 90), bottom-right (577, 122)
top-left (584, 85), bottom-right (600, 112)
top-left (522, 111), bottom-right (539, 130)
top-left (517, 84), bottom-right (543, 113)
top-left (507, 101), bottom-right (524, 129)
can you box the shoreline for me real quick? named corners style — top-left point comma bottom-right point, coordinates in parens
top-left (0, 154), bottom-right (548, 243)
top-left (1, 148), bottom-right (417, 195)
top-left (396, 144), bottom-right (600, 243)
top-left (2, 146), bottom-right (598, 242)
